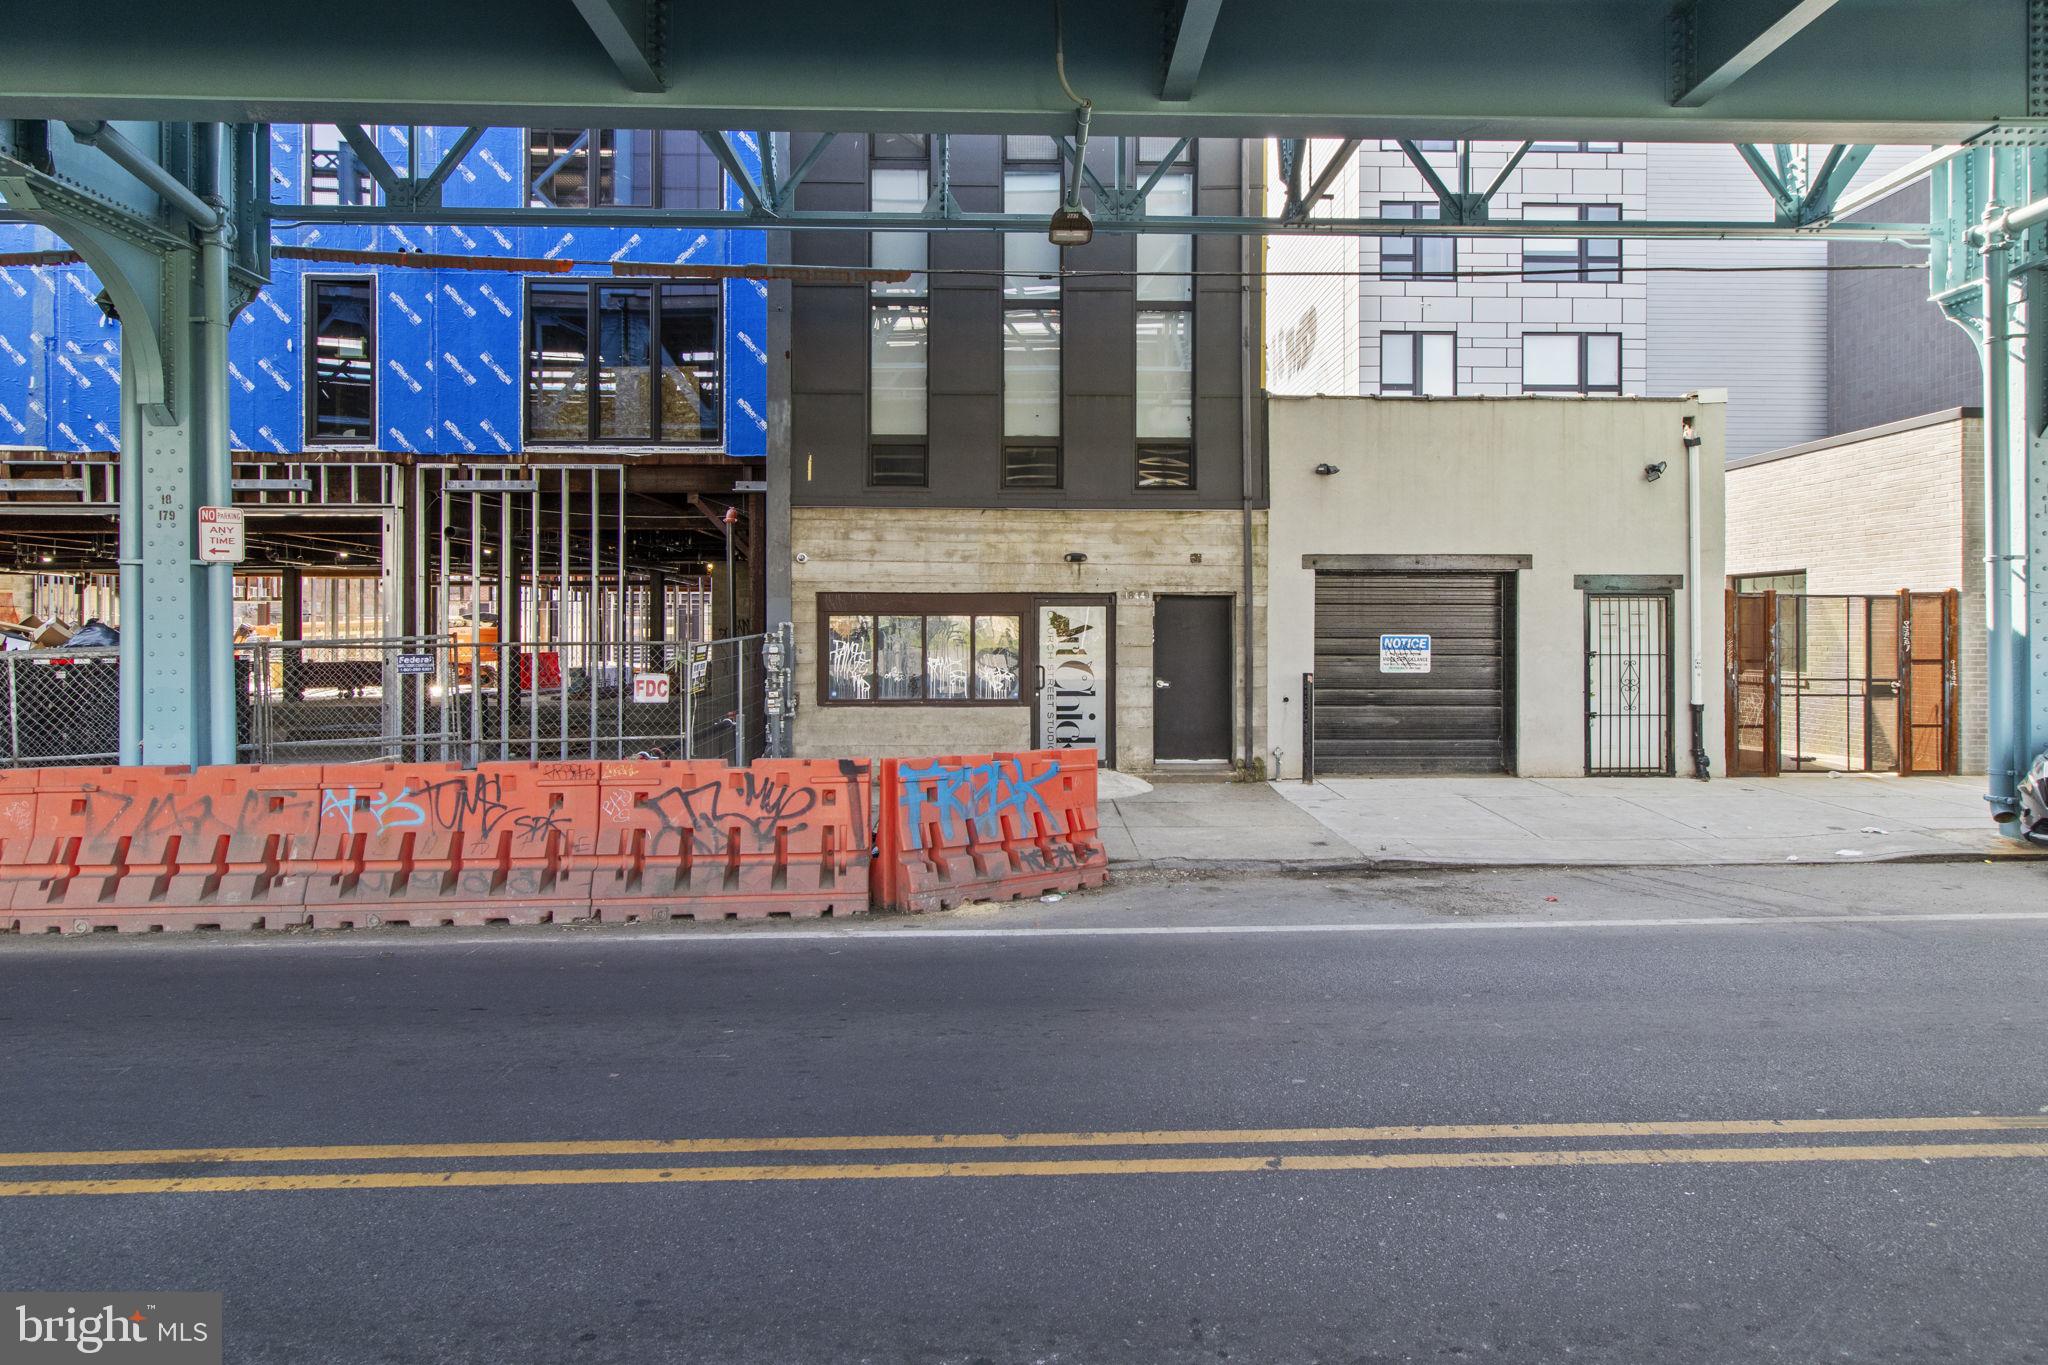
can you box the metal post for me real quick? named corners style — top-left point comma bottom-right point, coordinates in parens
top-left (1983, 191), bottom-right (2023, 822)
top-left (6, 654), bottom-right (18, 767)
top-left (735, 640), bottom-right (747, 766)
top-left (683, 642), bottom-right (695, 760)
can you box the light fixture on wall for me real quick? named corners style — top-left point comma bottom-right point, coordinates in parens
top-left (1313, 463), bottom-right (1341, 476)
top-left (1643, 461), bottom-right (1667, 483)
top-left (1063, 551), bottom-right (1088, 564)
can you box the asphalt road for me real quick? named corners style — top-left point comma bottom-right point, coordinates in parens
top-left (3, 864), bottom-right (2047, 1364)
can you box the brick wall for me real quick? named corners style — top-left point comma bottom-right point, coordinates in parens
top-left (1725, 412), bottom-right (1983, 772)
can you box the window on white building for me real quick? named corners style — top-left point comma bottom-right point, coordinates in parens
top-left (1380, 332), bottom-right (1456, 397)
top-left (1521, 333), bottom-right (1622, 395)
top-left (1380, 201), bottom-right (1455, 280)
top-left (1522, 204), bottom-right (1624, 283)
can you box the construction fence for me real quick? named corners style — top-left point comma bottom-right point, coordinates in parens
top-left (0, 748), bottom-right (1107, 933)
top-left (0, 632), bottom-right (790, 769)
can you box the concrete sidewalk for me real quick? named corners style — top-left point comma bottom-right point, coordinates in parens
top-left (1102, 773), bottom-right (2032, 867)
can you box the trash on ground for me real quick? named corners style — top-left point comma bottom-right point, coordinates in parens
top-left (1860, 826), bottom-right (1888, 835)
top-left (1040, 894), bottom-right (1064, 904)
top-left (1834, 849), bottom-right (1864, 857)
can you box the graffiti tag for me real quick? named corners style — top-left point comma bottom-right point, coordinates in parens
top-left (897, 758), bottom-right (1056, 851)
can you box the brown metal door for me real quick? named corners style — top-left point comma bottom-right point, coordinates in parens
top-left (1724, 590), bottom-right (1779, 776)
top-left (1897, 589), bottom-right (1958, 774)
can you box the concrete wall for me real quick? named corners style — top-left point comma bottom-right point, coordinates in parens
top-left (790, 506), bottom-right (1265, 773)
top-left (1265, 394), bottom-right (1727, 779)
top-left (1725, 410), bottom-right (1984, 772)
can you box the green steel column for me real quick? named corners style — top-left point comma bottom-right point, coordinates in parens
top-left (196, 122), bottom-right (236, 764)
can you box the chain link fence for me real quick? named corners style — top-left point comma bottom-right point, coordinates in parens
top-left (0, 634), bottom-right (790, 770)
top-left (0, 648), bottom-right (122, 766)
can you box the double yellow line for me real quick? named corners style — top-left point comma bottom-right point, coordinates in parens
top-left (3, 1114), bottom-right (2045, 1198)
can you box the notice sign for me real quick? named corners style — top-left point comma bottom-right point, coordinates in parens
top-left (394, 653), bottom-right (435, 676)
top-left (632, 672), bottom-right (672, 704)
top-left (196, 506), bottom-right (245, 563)
top-left (1379, 633), bottom-right (1432, 674)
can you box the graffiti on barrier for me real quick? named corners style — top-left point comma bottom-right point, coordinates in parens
top-left (321, 785), bottom-right (426, 836)
top-left (896, 758), bottom-right (1056, 851)
top-left (638, 772), bottom-right (818, 853)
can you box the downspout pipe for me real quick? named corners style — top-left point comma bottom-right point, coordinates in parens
top-left (1240, 140), bottom-right (1260, 777)
top-left (1981, 202), bottom-right (2023, 822)
top-left (1683, 415), bottom-right (1709, 779)
top-left (64, 121), bottom-right (222, 232)
top-left (197, 122), bottom-right (237, 764)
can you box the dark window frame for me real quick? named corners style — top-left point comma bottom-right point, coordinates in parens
top-left (1520, 331), bottom-right (1624, 396)
top-left (522, 278), bottom-right (724, 448)
top-left (868, 136), bottom-right (933, 488)
top-left (817, 592), bottom-right (1033, 708)
top-left (1002, 144), bottom-right (1066, 490)
top-left (1379, 330), bottom-right (1458, 397)
top-left (1530, 140), bottom-right (1624, 153)
top-left (1522, 203), bottom-right (1624, 283)
top-left (526, 128), bottom-right (725, 210)
top-left (304, 274), bottom-right (378, 446)
top-left (1134, 146), bottom-right (1197, 493)
top-left (1379, 200), bottom-right (1456, 281)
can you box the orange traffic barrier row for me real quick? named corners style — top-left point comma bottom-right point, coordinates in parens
top-left (873, 749), bottom-right (1108, 914)
top-left (0, 757), bottom-right (881, 933)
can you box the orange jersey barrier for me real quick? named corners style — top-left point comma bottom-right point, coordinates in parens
top-left (873, 749), bottom-right (1108, 914)
top-left (0, 748), bottom-right (1106, 932)
top-left (586, 757), bottom-right (871, 920)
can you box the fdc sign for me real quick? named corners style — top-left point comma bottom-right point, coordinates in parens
top-left (1379, 634), bottom-right (1432, 674)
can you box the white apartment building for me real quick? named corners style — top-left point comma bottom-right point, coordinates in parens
top-left (1266, 141), bottom-right (1928, 460)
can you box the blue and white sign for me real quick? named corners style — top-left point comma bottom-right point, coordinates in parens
top-left (394, 653), bottom-right (435, 676)
top-left (1379, 634), bottom-right (1432, 674)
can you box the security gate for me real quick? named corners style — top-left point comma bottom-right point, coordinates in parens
top-left (1725, 590), bottom-right (1958, 776)
top-left (1585, 592), bottom-right (1672, 776)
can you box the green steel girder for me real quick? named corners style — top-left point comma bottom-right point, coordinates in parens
top-left (0, 0), bottom-right (2026, 143)
top-left (269, 197), bottom-right (1926, 242)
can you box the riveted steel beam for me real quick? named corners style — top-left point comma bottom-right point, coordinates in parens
top-left (1160, 0), bottom-right (1225, 101)
top-left (567, 0), bottom-right (666, 92)
top-left (1671, 0), bottom-right (1843, 108)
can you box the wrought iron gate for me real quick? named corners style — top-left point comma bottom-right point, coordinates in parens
top-left (1585, 592), bottom-right (1673, 776)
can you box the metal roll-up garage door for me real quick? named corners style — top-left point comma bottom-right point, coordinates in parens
top-left (1313, 572), bottom-right (1507, 774)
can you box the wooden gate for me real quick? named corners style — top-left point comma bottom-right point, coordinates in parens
top-left (1725, 589), bottom-right (1958, 776)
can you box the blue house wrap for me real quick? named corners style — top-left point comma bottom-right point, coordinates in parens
top-left (0, 125), bottom-right (767, 460)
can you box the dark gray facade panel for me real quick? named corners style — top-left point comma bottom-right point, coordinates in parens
top-left (1197, 140), bottom-right (1242, 193)
top-left (1065, 394), bottom-right (1140, 496)
top-left (791, 132), bottom-right (867, 185)
top-left (931, 289), bottom-right (1002, 394)
top-left (947, 137), bottom-right (1001, 188)
top-left (791, 391), bottom-right (868, 495)
top-left (790, 285), bottom-right (869, 394)
top-left (1829, 180), bottom-right (1981, 437)
top-left (929, 394), bottom-right (1000, 482)
top-left (1064, 289), bottom-right (1137, 396)
top-left (1066, 231), bottom-right (1136, 290)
